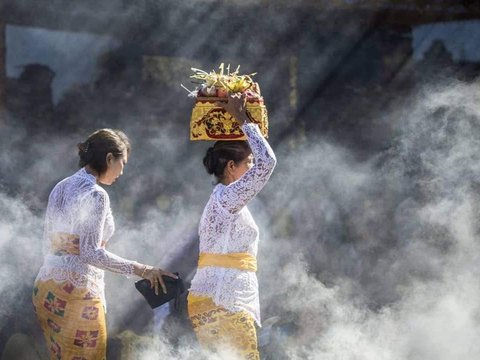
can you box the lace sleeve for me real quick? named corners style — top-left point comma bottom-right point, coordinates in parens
top-left (217, 123), bottom-right (277, 213)
top-left (78, 189), bottom-right (136, 275)
top-left (43, 189), bottom-right (57, 255)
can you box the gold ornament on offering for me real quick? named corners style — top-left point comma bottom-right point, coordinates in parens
top-left (183, 64), bottom-right (269, 141)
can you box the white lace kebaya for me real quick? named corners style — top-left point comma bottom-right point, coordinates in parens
top-left (35, 168), bottom-right (137, 306)
top-left (189, 123), bottom-right (277, 326)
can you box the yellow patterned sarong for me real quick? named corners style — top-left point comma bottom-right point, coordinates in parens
top-left (189, 252), bottom-right (259, 359)
top-left (188, 294), bottom-right (260, 360)
top-left (32, 279), bottom-right (107, 360)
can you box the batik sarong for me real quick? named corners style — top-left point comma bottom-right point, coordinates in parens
top-left (188, 294), bottom-right (260, 360)
top-left (32, 279), bottom-right (107, 360)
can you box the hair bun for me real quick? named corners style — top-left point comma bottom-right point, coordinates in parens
top-left (203, 147), bottom-right (216, 175)
top-left (202, 141), bottom-right (251, 182)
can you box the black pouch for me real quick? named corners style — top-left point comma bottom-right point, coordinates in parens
top-left (135, 272), bottom-right (185, 309)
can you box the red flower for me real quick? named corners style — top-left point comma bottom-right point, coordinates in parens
top-left (73, 330), bottom-right (99, 348)
top-left (81, 306), bottom-right (99, 320)
top-left (43, 292), bottom-right (67, 317)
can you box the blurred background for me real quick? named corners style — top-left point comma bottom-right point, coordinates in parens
top-left (2, 1), bottom-right (480, 359)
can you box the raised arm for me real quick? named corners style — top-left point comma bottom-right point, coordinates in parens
top-left (217, 116), bottom-right (276, 214)
top-left (78, 189), bottom-right (137, 275)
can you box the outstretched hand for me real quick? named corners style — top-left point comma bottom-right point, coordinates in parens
top-left (143, 267), bottom-right (178, 295)
top-left (216, 92), bottom-right (249, 126)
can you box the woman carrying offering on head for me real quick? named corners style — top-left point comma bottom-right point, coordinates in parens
top-left (188, 93), bottom-right (277, 359)
top-left (32, 129), bottom-right (177, 360)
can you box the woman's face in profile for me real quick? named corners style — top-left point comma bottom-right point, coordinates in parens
top-left (99, 152), bottom-right (128, 185)
top-left (230, 153), bottom-right (254, 182)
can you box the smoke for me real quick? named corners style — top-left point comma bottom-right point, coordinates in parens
top-left (251, 80), bottom-right (480, 359)
top-left (3, 2), bottom-right (480, 359)
top-left (3, 80), bottom-right (480, 359)
top-left (0, 191), bottom-right (42, 320)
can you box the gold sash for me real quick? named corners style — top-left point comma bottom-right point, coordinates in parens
top-left (51, 232), bottom-right (80, 255)
top-left (51, 232), bottom-right (106, 256)
top-left (198, 252), bottom-right (257, 272)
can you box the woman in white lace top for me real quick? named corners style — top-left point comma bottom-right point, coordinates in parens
top-left (32, 129), bottom-right (177, 360)
top-left (188, 93), bottom-right (277, 359)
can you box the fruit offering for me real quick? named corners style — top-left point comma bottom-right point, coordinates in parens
top-left (186, 64), bottom-right (268, 141)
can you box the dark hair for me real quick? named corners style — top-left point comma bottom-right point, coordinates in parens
top-left (77, 129), bottom-right (131, 175)
top-left (203, 141), bottom-right (251, 181)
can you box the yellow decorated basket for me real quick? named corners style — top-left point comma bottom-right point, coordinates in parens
top-left (190, 97), bottom-right (268, 141)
